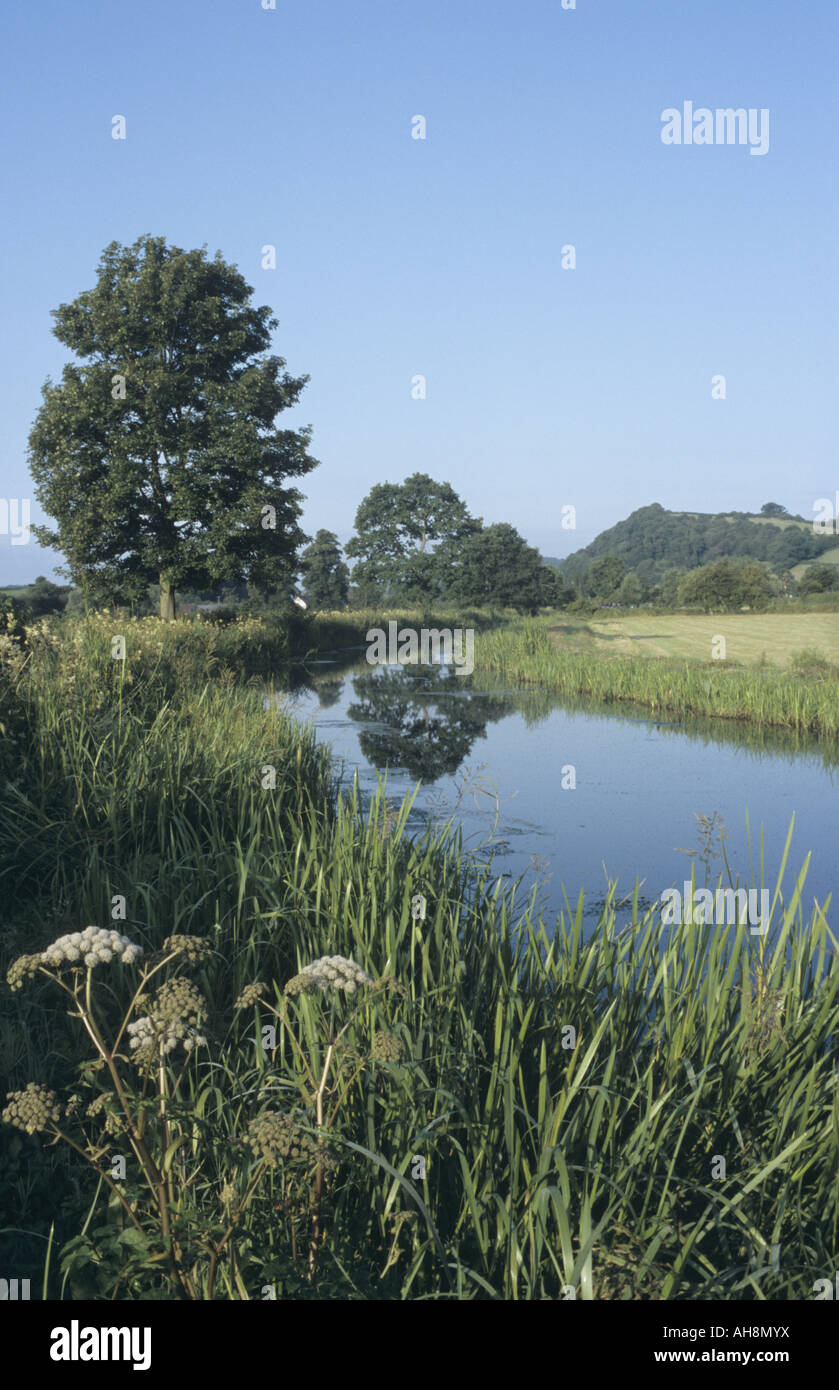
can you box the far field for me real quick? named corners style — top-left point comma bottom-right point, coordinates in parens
top-left (556, 612), bottom-right (839, 667)
top-left (791, 544), bottom-right (839, 581)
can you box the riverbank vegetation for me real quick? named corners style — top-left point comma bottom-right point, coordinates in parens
top-left (475, 617), bottom-right (839, 738)
top-left (1, 615), bottom-right (837, 1300)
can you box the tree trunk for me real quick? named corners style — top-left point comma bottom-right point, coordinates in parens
top-left (159, 575), bottom-right (176, 621)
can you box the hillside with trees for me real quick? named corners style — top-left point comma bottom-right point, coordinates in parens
top-left (560, 503), bottom-right (832, 587)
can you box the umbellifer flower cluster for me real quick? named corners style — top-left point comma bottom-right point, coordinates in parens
top-left (285, 956), bottom-right (373, 997)
top-left (85, 1092), bottom-right (123, 1135)
top-left (160, 935), bottom-right (213, 966)
top-left (126, 978), bottom-right (208, 1065)
top-left (234, 981), bottom-right (268, 1010)
top-left (242, 1112), bottom-right (320, 1167)
top-left (7, 928), bottom-right (144, 991)
top-left (2, 1083), bottom-right (61, 1135)
top-left (6, 954), bottom-right (43, 992)
top-left (127, 1016), bottom-right (207, 1064)
top-left (47, 927), bottom-right (142, 970)
top-left (371, 1030), bottom-right (404, 1064)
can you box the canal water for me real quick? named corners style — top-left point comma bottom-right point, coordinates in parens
top-left (267, 652), bottom-right (837, 933)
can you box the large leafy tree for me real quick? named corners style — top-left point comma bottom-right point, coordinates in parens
top-left (299, 529), bottom-right (349, 609)
top-left (28, 235), bottom-right (318, 618)
top-left (444, 523), bottom-right (560, 614)
top-left (346, 473), bottom-right (478, 603)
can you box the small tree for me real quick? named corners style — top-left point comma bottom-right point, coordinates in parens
top-left (798, 564), bottom-right (839, 595)
top-left (299, 530), bottom-right (349, 609)
top-left (28, 235), bottom-right (318, 619)
top-left (588, 553), bottom-right (626, 601)
top-left (617, 572), bottom-right (643, 606)
top-left (26, 576), bottom-right (67, 617)
top-left (656, 568), bottom-right (685, 608)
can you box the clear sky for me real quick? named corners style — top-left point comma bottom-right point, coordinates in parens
top-left (1, 0), bottom-right (837, 584)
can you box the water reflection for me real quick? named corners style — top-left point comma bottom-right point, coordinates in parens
top-left (268, 650), bottom-right (839, 780)
top-left (262, 650), bottom-right (836, 928)
top-left (346, 665), bottom-right (517, 782)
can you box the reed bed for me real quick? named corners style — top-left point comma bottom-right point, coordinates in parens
top-left (1, 615), bottom-right (837, 1300)
top-left (475, 620), bottom-right (839, 737)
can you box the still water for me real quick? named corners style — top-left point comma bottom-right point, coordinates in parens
top-left (268, 652), bottom-right (837, 932)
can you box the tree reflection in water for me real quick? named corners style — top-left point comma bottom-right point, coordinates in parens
top-left (346, 664), bottom-right (516, 783)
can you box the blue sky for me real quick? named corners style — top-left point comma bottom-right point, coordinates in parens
top-left (1, 0), bottom-right (837, 584)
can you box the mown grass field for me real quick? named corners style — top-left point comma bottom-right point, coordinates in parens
top-left (1, 612), bottom-right (837, 1300)
top-left (576, 612), bottom-right (839, 666)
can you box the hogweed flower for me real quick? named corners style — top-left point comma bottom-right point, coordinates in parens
top-left (371, 1031), bottom-right (404, 1064)
top-left (234, 981), bottom-right (268, 1010)
top-left (2, 1083), bottom-right (61, 1135)
top-left (242, 1112), bottom-right (321, 1167)
top-left (127, 1017), bottom-right (207, 1065)
top-left (41, 926), bottom-right (143, 970)
top-left (6, 954), bottom-right (43, 992)
top-left (7, 928), bottom-right (144, 990)
top-left (160, 935), bottom-right (213, 966)
top-left (285, 956), bottom-right (373, 997)
top-left (151, 978), bottom-right (206, 1025)
top-left (85, 1093), bottom-right (123, 1135)
top-left (126, 978), bottom-right (208, 1066)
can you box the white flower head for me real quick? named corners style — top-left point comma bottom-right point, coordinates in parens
top-left (39, 926), bottom-right (143, 971)
top-left (127, 1014), bottom-right (205, 1064)
top-left (299, 955), bottom-right (373, 995)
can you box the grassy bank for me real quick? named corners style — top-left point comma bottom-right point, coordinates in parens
top-left (1, 615), bottom-right (838, 1300)
top-left (474, 619), bottom-right (839, 737)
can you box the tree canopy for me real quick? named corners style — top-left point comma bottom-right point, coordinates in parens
top-left (299, 529), bottom-right (349, 609)
top-left (28, 235), bottom-right (318, 618)
top-left (345, 473), bottom-right (478, 603)
top-left (442, 522), bottom-right (562, 613)
top-left (588, 553), bottom-right (626, 600)
top-left (677, 557), bottom-right (772, 611)
top-left (798, 564), bottom-right (839, 594)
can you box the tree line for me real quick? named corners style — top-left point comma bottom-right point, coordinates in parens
top-left (17, 235), bottom-right (839, 621)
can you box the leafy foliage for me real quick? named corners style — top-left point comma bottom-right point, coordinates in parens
top-left (798, 564), bottom-right (839, 595)
top-left (28, 236), bottom-right (318, 618)
top-left (346, 473), bottom-right (478, 603)
top-left (299, 530), bottom-right (349, 609)
top-left (677, 558), bottom-right (773, 611)
top-left (441, 522), bottom-right (565, 613)
top-left (1, 616), bottom-right (838, 1299)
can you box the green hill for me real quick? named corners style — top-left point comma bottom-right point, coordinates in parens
top-left (559, 504), bottom-right (831, 583)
